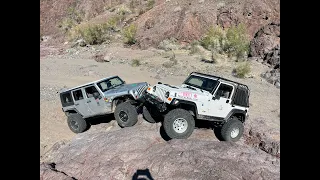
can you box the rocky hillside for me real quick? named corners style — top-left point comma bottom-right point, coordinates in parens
top-left (40, 0), bottom-right (280, 45)
top-left (40, 0), bottom-right (280, 179)
top-left (40, 0), bottom-right (280, 86)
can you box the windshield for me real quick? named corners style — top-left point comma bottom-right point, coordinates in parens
top-left (183, 75), bottom-right (218, 92)
top-left (97, 77), bottom-right (124, 92)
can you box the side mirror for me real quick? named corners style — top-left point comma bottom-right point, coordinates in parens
top-left (123, 81), bottom-right (126, 84)
top-left (212, 94), bottom-right (220, 100)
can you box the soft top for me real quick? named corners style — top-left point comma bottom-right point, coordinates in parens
top-left (190, 72), bottom-right (249, 90)
top-left (59, 75), bottom-right (119, 93)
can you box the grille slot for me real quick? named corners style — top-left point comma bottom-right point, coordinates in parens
top-left (154, 86), bottom-right (167, 101)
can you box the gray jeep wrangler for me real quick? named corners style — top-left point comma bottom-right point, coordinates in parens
top-left (139, 72), bottom-right (250, 142)
top-left (59, 75), bottom-right (148, 133)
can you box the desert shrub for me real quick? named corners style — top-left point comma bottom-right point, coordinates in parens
top-left (131, 59), bottom-right (141, 67)
top-left (233, 61), bottom-right (251, 78)
top-left (117, 5), bottom-right (132, 15)
top-left (200, 23), bottom-right (250, 59)
top-left (158, 38), bottom-right (179, 51)
top-left (163, 60), bottom-right (177, 68)
top-left (69, 23), bottom-right (110, 45)
top-left (123, 24), bottom-right (137, 45)
top-left (189, 41), bottom-right (200, 54)
top-left (106, 15), bottom-right (125, 31)
top-left (58, 7), bottom-right (84, 32)
top-left (67, 7), bottom-right (83, 24)
top-left (147, 0), bottom-right (155, 10)
top-left (200, 26), bottom-right (226, 52)
top-left (163, 51), bottom-right (177, 68)
top-left (139, 8), bottom-right (146, 15)
top-left (224, 23), bottom-right (250, 58)
top-left (130, 0), bottom-right (140, 10)
top-left (93, 54), bottom-right (105, 62)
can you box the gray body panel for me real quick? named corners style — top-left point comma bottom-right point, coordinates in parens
top-left (60, 76), bottom-right (148, 119)
top-left (103, 82), bottom-right (148, 100)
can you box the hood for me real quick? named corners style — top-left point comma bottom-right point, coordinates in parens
top-left (103, 82), bottom-right (148, 97)
top-left (153, 83), bottom-right (211, 94)
top-left (148, 83), bottom-right (212, 103)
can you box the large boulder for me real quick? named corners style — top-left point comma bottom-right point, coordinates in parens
top-left (249, 23), bottom-right (280, 87)
top-left (249, 23), bottom-right (280, 62)
top-left (40, 124), bottom-right (280, 180)
top-left (264, 44), bottom-right (280, 68)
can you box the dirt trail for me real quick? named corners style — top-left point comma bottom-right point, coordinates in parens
top-left (40, 43), bottom-right (280, 158)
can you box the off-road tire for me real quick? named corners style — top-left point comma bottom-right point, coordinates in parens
top-left (220, 117), bottom-right (244, 142)
top-left (163, 109), bottom-right (195, 139)
top-left (67, 114), bottom-right (89, 133)
top-left (213, 127), bottom-right (224, 141)
top-left (142, 106), bottom-right (162, 123)
top-left (114, 101), bottom-right (138, 127)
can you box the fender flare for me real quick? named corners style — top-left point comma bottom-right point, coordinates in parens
top-left (170, 99), bottom-right (199, 117)
top-left (224, 109), bottom-right (247, 122)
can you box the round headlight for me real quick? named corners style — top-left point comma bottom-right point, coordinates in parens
top-left (165, 91), bottom-right (170, 98)
top-left (153, 86), bottom-right (156, 92)
top-left (132, 90), bottom-right (137, 95)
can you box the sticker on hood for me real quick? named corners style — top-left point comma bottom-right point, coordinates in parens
top-left (178, 92), bottom-right (198, 100)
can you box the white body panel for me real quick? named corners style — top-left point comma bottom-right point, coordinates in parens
top-left (146, 82), bottom-right (248, 118)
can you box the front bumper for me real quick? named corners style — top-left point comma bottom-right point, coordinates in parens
top-left (139, 93), bottom-right (167, 112)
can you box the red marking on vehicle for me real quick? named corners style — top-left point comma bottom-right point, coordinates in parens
top-left (178, 92), bottom-right (198, 100)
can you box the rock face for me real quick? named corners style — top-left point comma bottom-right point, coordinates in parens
top-left (249, 23), bottom-right (280, 87)
top-left (40, 0), bottom-right (279, 48)
top-left (249, 23), bottom-right (280, 66)
top-left (261, 68), bottom-right (280, 88)
top-left (40, 125), bottom-right (280, 180)
top-left (264, 44), bottom-right (280, 69)
top-left (244, 118), bottom-right (280, 157)
top-left (136, 0), bottom-right (280, 49)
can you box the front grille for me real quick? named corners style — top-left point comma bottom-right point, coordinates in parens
top-left (136, 85), bottom-right (148, 97)
top-left (154, 86), bottom-right (167, 101)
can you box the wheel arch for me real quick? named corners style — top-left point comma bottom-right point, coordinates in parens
top-left (64, 109), bottom-right (82, 117)
top-left (111, 95), bottom-right (135, 112)
top-left (171, 99), bottom-right (198, 117)
top-left (225, 109), bottom-right (247, 123)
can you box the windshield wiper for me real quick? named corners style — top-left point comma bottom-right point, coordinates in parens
top-left (186, 85), bottom-right (204, 92)
top-left (186, 85), bottom-right (196, 90)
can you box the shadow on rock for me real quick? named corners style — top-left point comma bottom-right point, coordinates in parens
top-left (159, 125), bottom-right (172, 141)
top-left (87, 114), bottom-right (115, 125)
top-left (159, 120), bottom-right (219, 141)
top-left (132, 168), bottom-right (154, 180)
top-left (195, 119), bottom-right (215, 129)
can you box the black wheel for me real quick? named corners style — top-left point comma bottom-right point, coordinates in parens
top-left (163, 109), bottom-right (195, 139)
top-left (142, 106), bottom-right (162, 123)
top-left (220, 117), bottom-right (244, 142)
top-left (67, 114), bottom-right (89, 133)
top-left (213, 127), bottom-right (224, 141)
top-left (114, 101), bottom-right (138, 127)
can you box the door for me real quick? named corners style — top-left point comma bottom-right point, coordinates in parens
top-left (72, 89), bottom-right (91, 117)
top-left (84, 85), bottom-right (108, 115)
top-left (205, 82), bottom-right (235, 118)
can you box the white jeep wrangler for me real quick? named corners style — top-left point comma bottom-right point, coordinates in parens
top-left (141, 72), bottom-right (250, 142)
